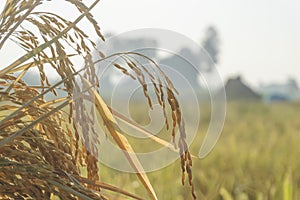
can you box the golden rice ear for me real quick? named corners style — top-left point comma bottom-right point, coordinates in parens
top-left (81, 76), bottom-right (158, 200)
top-left (85, 51), bottom-right (196, 199)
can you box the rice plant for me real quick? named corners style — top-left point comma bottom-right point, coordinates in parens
top-left (0, 1), bottom-right (195, 199)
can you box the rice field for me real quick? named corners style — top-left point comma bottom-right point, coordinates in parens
top-left (99, 101), bottom-right (300, 200)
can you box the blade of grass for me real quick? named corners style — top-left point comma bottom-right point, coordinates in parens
top-left (81, 76), bottom-right (158, 200)
top-left (5, 63), bottom-right (32, 93)
top-left (108, 106), bottom-right (176, 151)
top-left (8, 54), bottom-right (76, 73)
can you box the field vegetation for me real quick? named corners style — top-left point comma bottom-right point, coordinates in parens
top-left (102, 102), bottom-right (300, 200)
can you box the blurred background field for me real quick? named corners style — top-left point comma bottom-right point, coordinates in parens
top-left (98, 101), bottom-right (300, 200)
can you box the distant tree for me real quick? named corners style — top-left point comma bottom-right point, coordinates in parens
top-left (201, 26), bottom-right (220, 64)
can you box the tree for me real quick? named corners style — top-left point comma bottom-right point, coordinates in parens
top-left (201, 26), bottom-right (220, 66)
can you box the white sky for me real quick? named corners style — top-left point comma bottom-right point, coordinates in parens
top-left (1, 0), bottom-right (299, 87)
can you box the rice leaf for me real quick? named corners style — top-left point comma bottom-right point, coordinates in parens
top-left (108, 106), bottom-right (178, 153)
top-left (81, 76), bottom-right (158, 200)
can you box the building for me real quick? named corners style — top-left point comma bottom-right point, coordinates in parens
top-left (224, 76), bottom-right (261, 101)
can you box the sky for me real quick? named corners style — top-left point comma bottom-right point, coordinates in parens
top-left (0, 0), bottom-right (299, 87)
